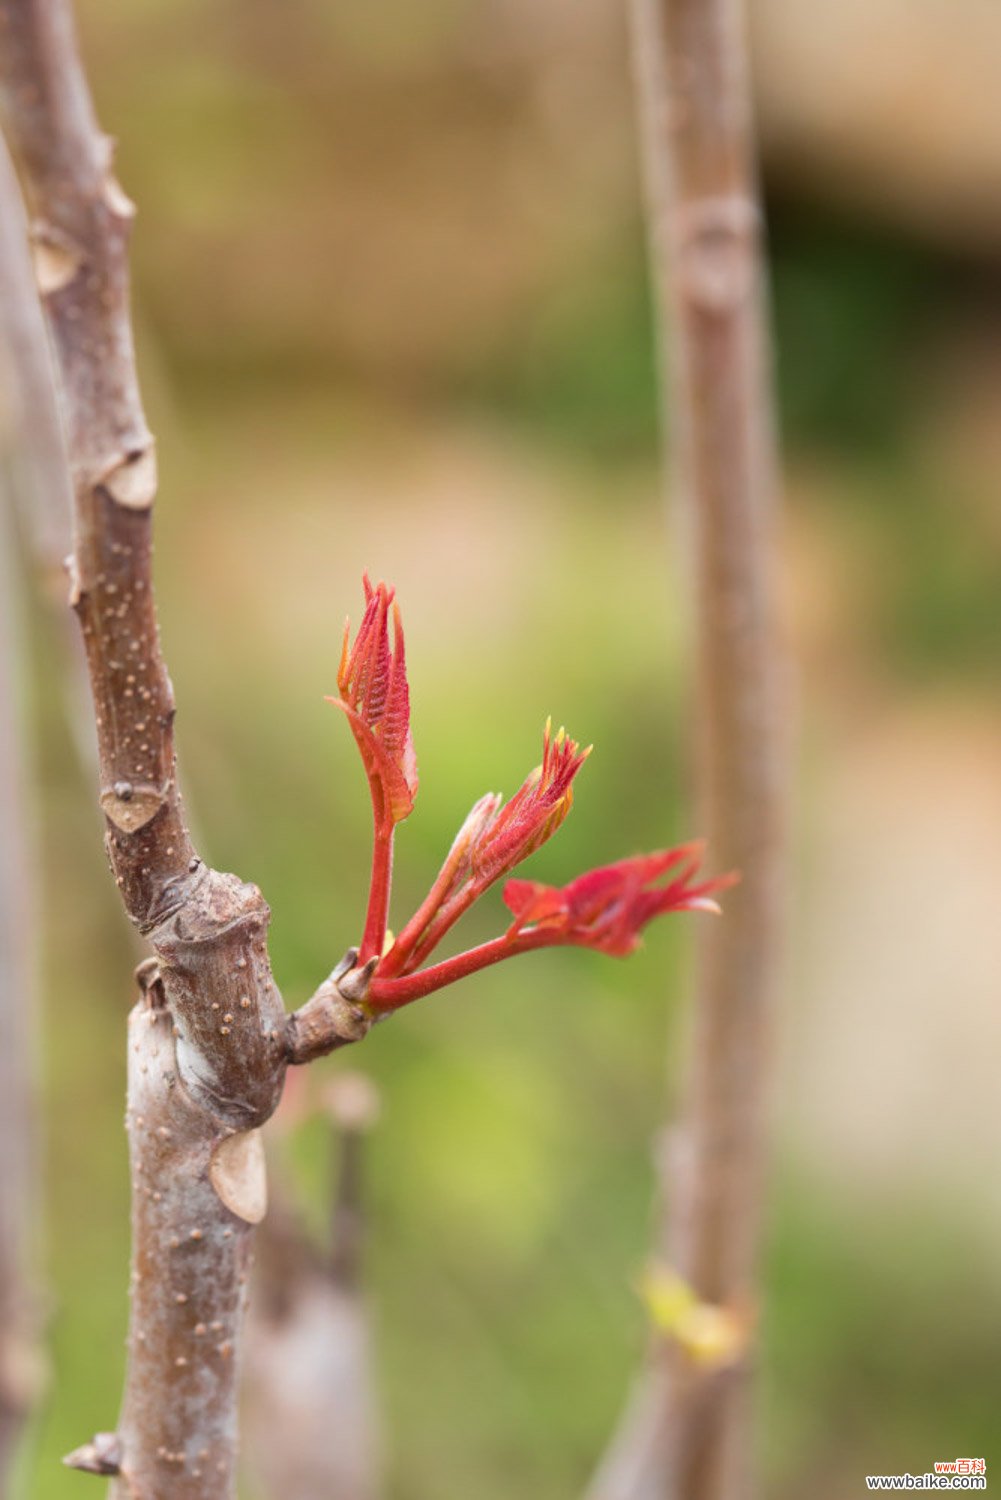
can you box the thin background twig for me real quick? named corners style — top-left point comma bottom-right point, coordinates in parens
top-left (588, 0), bottom-right (785, 1495)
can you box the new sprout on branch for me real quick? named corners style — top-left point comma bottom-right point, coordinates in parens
top-left (324, 576), bottom-right (736, 1017)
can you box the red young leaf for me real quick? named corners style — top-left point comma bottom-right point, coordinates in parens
top-left (503, 845), bottom-right (738, 956)
top-left (378, 722), bottom-right (591, 977)
top-left (328, 575), bottom-right (418, 831)
top-left (328, 577), bottom-right (735, 1009)
top-left (469, 720), bottom-right (590, 885)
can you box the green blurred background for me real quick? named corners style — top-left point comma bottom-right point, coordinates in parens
top-left (17, 0), bottom-right (1001, 1495)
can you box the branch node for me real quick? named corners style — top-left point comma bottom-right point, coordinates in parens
top-left (99, 778), bottom-right (167, 833)
top-left (332, 946), bottom-right (360, 982)
top-left (102, 170), bottom-right (135, 220)
top-left (63, 1431), bottom-right (122, 1475)
top-left (66, 551), bottom-right (83, 609)
top-left (673, 194), bottom-right (760, 314)
top-left (209, 1129), bottom-right (268, 1225)
top-left (286, 953), bottom-right (376, 1066)
top-left (31, 224), bottom-right (83, 294)
top-left (337, 954), bottom-right (378, 1003)
top-left (133, 955), bottom-right (163, 1007)
top-left (97, 443), bottom-right (157, 511)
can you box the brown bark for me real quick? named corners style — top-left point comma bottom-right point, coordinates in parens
top-left (590, 1), bottom-right (784, 1498)
top-left (0, 0), bottom-right (192, 915)
top-left (114, 987), bottom-right (265, 1492)
top-left (0, 122), bottom-right (97, 788)
top-left (0, 4), bottom-right (365, 1493)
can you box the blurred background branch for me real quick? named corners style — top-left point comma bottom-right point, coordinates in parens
top-left (0, 440), bottom-right (44, 1500)
top-left (588, 0), bottom-right (783, 1496)
top-left (0, 137), bottom-right (52, 1493)
top-left (245, 1073), bottom-right (382, 1500)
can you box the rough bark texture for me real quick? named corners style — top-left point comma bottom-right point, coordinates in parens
top-left (0, 0), bottom-right (189, 913)
top-left (101, 892), bottom-right (288, 1498)
top-left (0, 4), bottom-right (286, 1493)
top-left (285, 953), bottom-right (373, 1066)
top-left (0, 122), bottom-right (95, 783)
top-left (117, 991), bottom-right (263, 1495)
top-left (589, 1), bottom-right (784, 1498)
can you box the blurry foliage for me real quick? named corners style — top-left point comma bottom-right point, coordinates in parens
top-left (769, 204), bottom-right (1001, 683)
top-left (839, 466), bottom-right (1001, 683)
top-left (461, 246), bottom-right (660, 462)
top-left (765, 1179), bottom-right (1001, 1494)
top-left (768, 202), bottom-right (947, 457)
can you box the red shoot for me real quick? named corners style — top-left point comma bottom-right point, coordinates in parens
top-left (328, 576), bottom-right (418, 962)
top-left (367, 846), bottom-right (736, 1010)
top-left (379, 720), bottom-right (590, 979)
top-left (471, 720), bottom-right (590, 883)
top-left (329, 574), bottom-right (417, 833)
top-left (502, 846), bottom-right (738, 956)
top-left (330, 576), bottom-right (734, 1006)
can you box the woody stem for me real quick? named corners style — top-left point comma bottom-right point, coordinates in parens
top-left (0, 5), bottom-right (292, 1490)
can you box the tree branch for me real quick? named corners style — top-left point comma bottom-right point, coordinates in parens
top-left (589, 1), bottom-right (784, 1498)
top-left (0, 0), bottom-right (189, 918)
top-left (0, 4), bottom-right (293, 1492)
top-left (0, 120), bottom-right (103, 781)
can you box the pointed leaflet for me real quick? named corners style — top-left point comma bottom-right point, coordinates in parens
top-left (503, 845), bottom-right (739, 957)
top-left (365, 844), bottom-right (735, 1011)
top-left (328, 575), bottom-right (418, 830)
top-left (379, 723), bottom-right (590, 977)
top-left (470, 721), bottom-right (590, 885)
